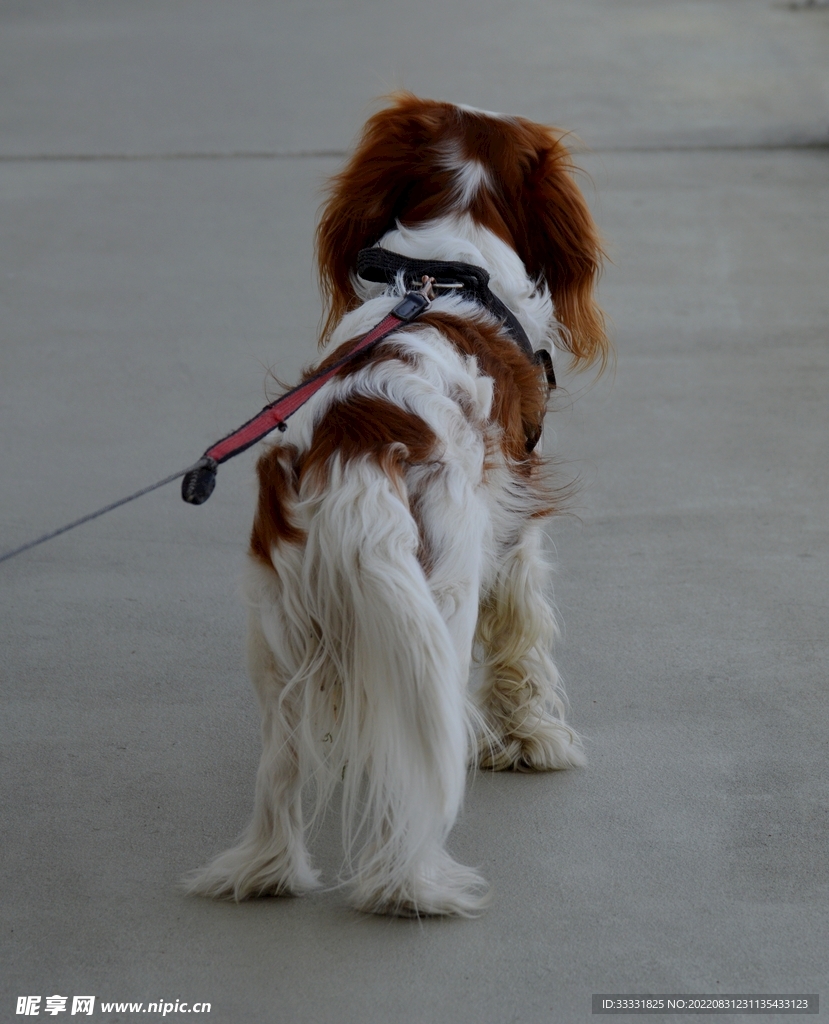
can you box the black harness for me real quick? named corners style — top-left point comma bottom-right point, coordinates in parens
top-left (356, 248), bottom-right (556, 389)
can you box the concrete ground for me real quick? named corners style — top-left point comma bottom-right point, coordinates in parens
top-left (1, 1), bottom-right (827, 1022)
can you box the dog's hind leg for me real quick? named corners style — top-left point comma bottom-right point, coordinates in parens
top-left (185, 609), bottom-right (320, 901)
top-left (475, 521), bottom-right (585, 772)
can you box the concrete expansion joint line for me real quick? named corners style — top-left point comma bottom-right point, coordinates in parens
top-left (592, 139), bottom-right (829, 154)
top-left (0, 149), bottom-right (349, 162)
top-left (1, 138), bottom-right (828, 163)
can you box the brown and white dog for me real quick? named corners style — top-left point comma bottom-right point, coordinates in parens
top-left (188, 94), bottom-right (608, 916)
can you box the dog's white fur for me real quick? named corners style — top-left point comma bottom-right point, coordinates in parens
top-left (187, 96), bottom-right (606, 917)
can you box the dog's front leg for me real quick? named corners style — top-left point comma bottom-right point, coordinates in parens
top-left (475, 521), bottom-right (585, 771)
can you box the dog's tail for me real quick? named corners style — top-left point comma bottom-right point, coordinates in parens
top-left (288, 455), bottom-right (488, 916)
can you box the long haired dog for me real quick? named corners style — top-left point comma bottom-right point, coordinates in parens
top-left (188, 94), bottom-right (607, 916)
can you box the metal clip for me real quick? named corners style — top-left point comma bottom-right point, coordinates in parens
top-left (391, 286), bottom-right (432, 322)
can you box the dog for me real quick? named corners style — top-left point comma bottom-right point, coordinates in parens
top-left (187, 94), bottom-right (608, 917)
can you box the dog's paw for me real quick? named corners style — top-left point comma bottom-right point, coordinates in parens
top-left (184, 839), bottom-right (321, 902)
top-left (349, 850), bottom-right (490, 918)
top-left (477, 712), bottom-right (585, 772)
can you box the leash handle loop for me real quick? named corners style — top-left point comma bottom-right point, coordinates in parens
top-left (180, 457), bottom-right (218, 506)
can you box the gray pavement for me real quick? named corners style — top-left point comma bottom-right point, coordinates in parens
top-left (1, 2), bottom-right (828, 1022)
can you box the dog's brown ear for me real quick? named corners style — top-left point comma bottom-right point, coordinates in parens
top-left (511, 130), bottom-right (609, 371)
top-left (449, 111), bottom-right (608, 371)
top-left (315, 94), bottom-right (456, 344)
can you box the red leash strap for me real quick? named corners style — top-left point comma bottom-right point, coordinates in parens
top-left (182, 288), bottom-right (432, 504)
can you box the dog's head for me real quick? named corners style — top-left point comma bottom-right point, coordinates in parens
top-left (316, 93), bottom-right (607, 370)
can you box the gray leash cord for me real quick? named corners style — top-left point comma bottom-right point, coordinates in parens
top-left (0, 461), bottom-right (205, 566)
